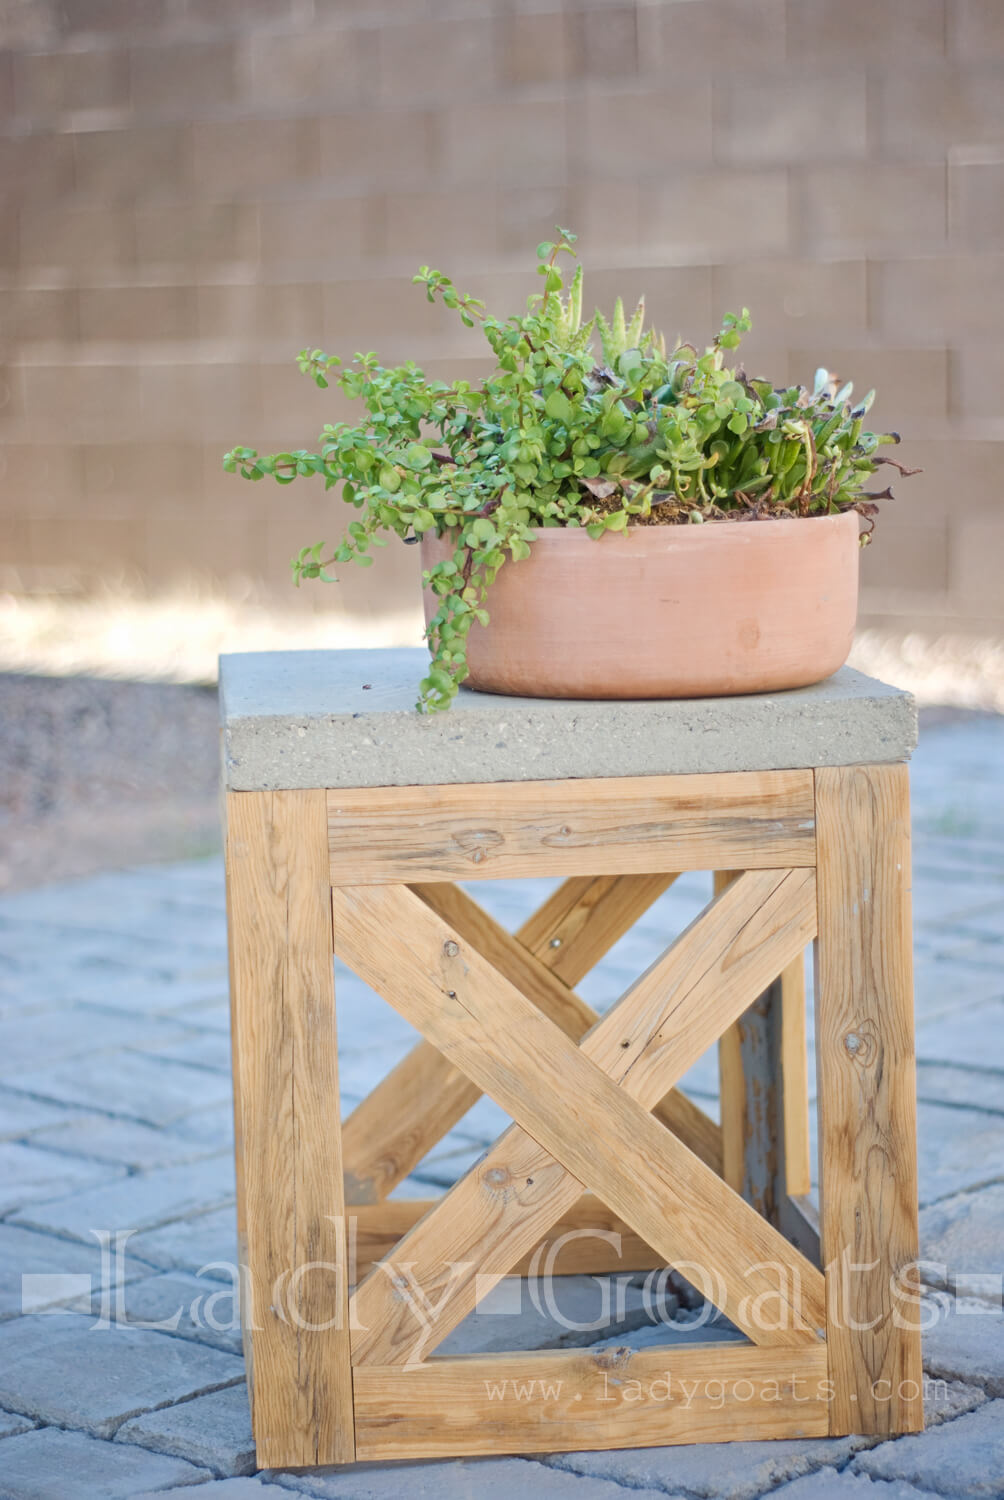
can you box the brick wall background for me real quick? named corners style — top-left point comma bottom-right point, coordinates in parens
top-left (1, 0), bottom-right (1002, 632)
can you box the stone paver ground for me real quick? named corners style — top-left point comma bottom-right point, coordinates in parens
top-left (0, 714), bottom-right (1001, 1498)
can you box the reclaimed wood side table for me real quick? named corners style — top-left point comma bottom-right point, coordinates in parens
top-left (219, 648), bottom-right (924, 1469)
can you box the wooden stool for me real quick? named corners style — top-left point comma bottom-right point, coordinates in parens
top-left (220, 649), bottom-right (925, 1469)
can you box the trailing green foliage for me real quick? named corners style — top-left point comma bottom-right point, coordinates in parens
top-left (224, 230), bottom-right (915, 712)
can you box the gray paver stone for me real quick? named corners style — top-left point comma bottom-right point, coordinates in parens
top-left (0, 1313), bottom-right (244, 1437)
top-left (915, 1064), bottom-right (1004, 1116)
top-left (852, 1399), bottom-right (1004, 1495)
top-left (98, 1271), bottom-right (243, 1354)
top-left (0, 1425), bottom-right (210, 1498)
top-left (170, 1102), bottom-right (235, 1146)
top-left (11, 1152), bottom-right (235, 1241)
top-left (0, 1407), bottom-right (34, 1438)
top-left (914, 1104), bottom-right (1004, 1207)
top-left (922, 1378), bottom-right (987, 1426)
top-left (33, 1113), bottom-right (226, 1171)
top-left (9, 1050), bottom-right (233, 1128)
top-left (68, 975), bottom-right (229, 1017)
top-left (129, 1205), bottom-right (239, 1280)
top-left (117, 1380), bottom-right (255, 1477)
top-left (923, 1300), bottom-right (1004, 1396)
top-left (0, 1222), bottom-right (148, 1320)
top-left (134, 1483), bottom-right (279, 1499)
top-left (770, 1469), bottom-right (943, 1498)
top-left (0, 1006), bottom-right (196, 1078)
top-left (0, 1141), bottom-right (123, 1216)
top-left (271, 1455), bottom-right (675, 1498)
top-left (438, 1274), bottom-right (672, 1357)
top-left (0, 1088), bottom-right (85, 1142)
top-left (130, 1030), bottom-right (234, 1072)
top-left (544, 1432), bottom-right (883, 1500)
top-left (166, 1001), bottom-right (234, 1034)
top-left (914, 1000), bottom-right (1004, 1072)
top-left (912, 961), bottom-right (1004, 1025)
top-left (920, 1184), bottom-right (1004, 1282)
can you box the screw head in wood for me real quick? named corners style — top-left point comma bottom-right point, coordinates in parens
top-left (549, 937), bottom-right (562, 948)
top-left (844, 1032), bottom-right (862, 1055)
top-left (443, 940), bottom-right (459, 957)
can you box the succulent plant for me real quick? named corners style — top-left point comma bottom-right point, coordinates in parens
top-left (224, 230), bottom-right (915, 711)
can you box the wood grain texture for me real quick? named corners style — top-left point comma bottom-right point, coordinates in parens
top-left (815, 764), bottom-right (923, 1436)
top-left (341, 881), bottom-right (720, 1200)
top-left (781, 951), bottom-right (812, 1196)
top-left (517, 873), bottom-right (677, 983)
top-left (337, 873), bottom-right (824, 1364)
top-left (715, 870), bottom-right (747, 1194)
top-left (327, 770), bottom-right (816, 883)
top-left (515, 872), bottom-right (725, 1167)
top-left (225, 789), bottom-right (354, 1467)
top-left (423, 883), bottom-right (722, 1170)
top-left (350, 1197), bottom-right (664, 1279)
top-left (353, 1345), bottom-right (830, 1459)
top-left (341, 1045), bottom-right (481, 1207)
top-left (717, 871), bottom-right (813, 1205)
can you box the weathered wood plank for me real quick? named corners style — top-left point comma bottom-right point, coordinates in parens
top-left (337, 872), bottom-right (823, 1363)
top-left (781, 951), bottom-right (812, 1196)
top-left (515, 871), bottom-right (724, 1169)
top-left (517, 873), bottom-right (678, 983)
top-left (327, 771), bottom-right (816, 883)
top-left (815, 764), bottom-right (923, 1436)
top-left (341, 881), bottom-right (721, 1201)
top-left (341, 1046), bottom-right (481, 1207)
top-left (225, 790), bottom-right (354, 1467)
top-left (353, 1344), bottom-right (830, 1459)
top-left (717, 870), bottom-right (814, 1217)
top-left (715, 870), bottom-right (747, 1194)
top-left (350, 1197), bottom-right (664, 1279)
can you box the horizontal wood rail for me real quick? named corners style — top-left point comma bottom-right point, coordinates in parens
top-left (353, 1343), bottom-right (830, 1460)
top-left (327, 770), bottom-right (816, 883)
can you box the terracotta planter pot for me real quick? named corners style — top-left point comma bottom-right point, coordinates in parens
top-left (421, 512), bottom-right (860, 699)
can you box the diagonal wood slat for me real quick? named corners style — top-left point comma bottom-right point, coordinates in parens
top-left (514, 873), bottom-right (722, 1174)
top-left (419, 883), bottom-right (722, 1170)
top-left (336, 871), bottom-right (824, 1364)
top-left (340, 875), bottom-right (719, 1202)
top-left (517, 874), bottom-right (678, 983)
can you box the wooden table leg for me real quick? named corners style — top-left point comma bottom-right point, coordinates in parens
top-left (815, 764), bottom-right (924, 1436)
top-left (716, 873), bottom-right (818, 1261)
top-left (225, 789), bottom-right (355, 1467)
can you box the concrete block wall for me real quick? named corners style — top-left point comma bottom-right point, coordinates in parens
top-left (0, 0), bottom-right (1001, 632)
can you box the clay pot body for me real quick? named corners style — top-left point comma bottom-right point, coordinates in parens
top-left (421, 512), bottom-right (860, 699)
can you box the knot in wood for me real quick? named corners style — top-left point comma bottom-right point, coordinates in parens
top-left (843, 1027), bottom-right (877, 1064)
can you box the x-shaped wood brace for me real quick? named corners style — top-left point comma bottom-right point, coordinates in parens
top-left (340, 873), bottom-right (718, 1204)
top-left (332, 868), bottom-right (826, 1367)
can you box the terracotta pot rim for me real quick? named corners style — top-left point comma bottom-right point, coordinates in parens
top-left (438, 512), bottom-right (859, 542)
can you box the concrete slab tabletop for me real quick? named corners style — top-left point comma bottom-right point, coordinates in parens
top-left (219, 649), bottom-right (917, 790)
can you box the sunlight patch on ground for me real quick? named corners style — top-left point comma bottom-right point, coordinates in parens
top-left (0, 587), bottom-right (1001, 711)
top-left (849, 630), bottom-right (1004, 714)
top-left (0, 587), bottom-right (425, 685)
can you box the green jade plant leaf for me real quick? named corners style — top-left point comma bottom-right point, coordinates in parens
top-left (224, 230), bottom-right (917, 712)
